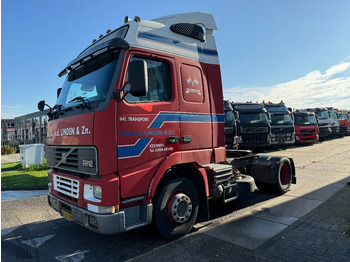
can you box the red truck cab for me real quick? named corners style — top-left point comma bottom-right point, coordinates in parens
top-left (38, 12), bottom-right (296, 240)
top-left (293, 111), bottom-right (319, 144)
top-left (337, 110), bottom-right (350, 135)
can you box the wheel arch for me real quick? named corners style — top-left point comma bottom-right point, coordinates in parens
top-left (150, 162), bottom-right (210, 223)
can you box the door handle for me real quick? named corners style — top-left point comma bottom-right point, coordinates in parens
top-left (182, 135), bottom-right (192, 143)
top-left (167, 136), bottom-right (179, 144)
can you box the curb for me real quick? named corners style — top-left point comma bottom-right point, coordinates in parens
top-left (1, 186), bottom-right (48, 191)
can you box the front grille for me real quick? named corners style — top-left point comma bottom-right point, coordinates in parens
top-left (318, 122), bottom-right (329, 126)
top-left (54, 175), bottom-right (79, 199)
top-left (241, 134), bottom-right (269, 144)
top-left (241, 127), bottom-right (268, 133)
top-left (271, 127), bottom-right (294, 134)
top-left (300, 129), bottom-right (316, 134)
top-left (46, 146), bottom-right (98, 175)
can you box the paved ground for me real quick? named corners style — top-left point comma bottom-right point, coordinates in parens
top-left (1, 137), bottom-right (350, 261)
top-left (258, 185), bottom-right (350, 262)
top-left (1, 153), bottom-right (20, 164)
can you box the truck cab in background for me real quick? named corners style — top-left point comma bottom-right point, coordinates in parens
top-left (293, 111), bottom-right (319, 144)
top-left (337, 110), bottom-right (350, 136)
top-left (327, 108), bottom-right (340, 137)
top-left (224, 100), bottom-right (239, 149)
top-left (263, 101), bottom-right (295, 146)
top-left (306, 108), bottom-right (332, 139)
top-left (231, 103), bottom-right (271, 148)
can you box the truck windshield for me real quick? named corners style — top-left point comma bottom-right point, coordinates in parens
top-left (316, 111), bottom-right (329, 120)
top-left (56, 50), bottom-right (120, 109)
top-left (271, 114), bottom-right (293, 125)
top-left (225, 111), bottom-right (235, 126)
top-left (239, 113), bottom-right (268, 125)
top-left (329, 111), bottom-right (338, 120)
top-left (295, 115), bottom-right (317, 125)
top-left (338, 114), bottom-right (349, 120)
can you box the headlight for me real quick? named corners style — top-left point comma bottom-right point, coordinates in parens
top-left (93, 186), bottom-right (102, 199)
top-left (84, 184), bottom-right (102, 202)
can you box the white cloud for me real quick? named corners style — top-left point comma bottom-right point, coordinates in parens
top-left (224, 60), bottom-right (350, 110)
top-left (1, 104), bottom-right (26, 119)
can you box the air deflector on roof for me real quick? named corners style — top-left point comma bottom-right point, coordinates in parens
top-left (170, 23), bottom-right (205, 42)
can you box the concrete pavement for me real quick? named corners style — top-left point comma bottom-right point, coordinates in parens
top-left (1, 153), bottom-right (20, 164)
top-left (2, 137), bottom-right (350, 261)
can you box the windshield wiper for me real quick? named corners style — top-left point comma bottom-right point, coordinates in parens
top-left (68, 96), bottom-right (91, 110)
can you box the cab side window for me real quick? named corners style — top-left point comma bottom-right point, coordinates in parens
top-left (125, 57), bottom-right (172, 103)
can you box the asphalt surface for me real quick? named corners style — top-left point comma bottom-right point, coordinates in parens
top-left (1, 136), bottom-right (350, 261)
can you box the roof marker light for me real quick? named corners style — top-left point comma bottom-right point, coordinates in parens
top-left (106, 29), bottom-right (111, 34)
top-left (124, 16), bottom-right (132, 23)
top-left (92, 39), bottom-right (97, 43)
top-left (134, 16), bottom-right (141, 22)
top-left (99, 34), bottom-right (103, 39)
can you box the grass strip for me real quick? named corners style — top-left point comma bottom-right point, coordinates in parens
top-left (1, 161), bottom-right (49, 190)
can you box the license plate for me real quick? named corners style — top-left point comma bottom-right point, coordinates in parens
top-left (61, 209), bottom-right (73, 221)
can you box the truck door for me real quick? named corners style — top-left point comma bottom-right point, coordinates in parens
top-left (178, 60), bottom-right (212, 151)
top-left (117, 51), bottom-right (179, 199)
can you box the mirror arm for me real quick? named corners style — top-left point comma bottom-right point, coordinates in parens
top-left (113, 81), bottom-right (130, 102)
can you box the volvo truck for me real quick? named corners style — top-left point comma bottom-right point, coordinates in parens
top-left (293, 111), bottom-right (319, 144)
top-left (327, 108), bottom-right (340, 137)
top-left (306, 108), bottom-right (332, 139)
top-left (231, 103), bottom-right (271, 148)
top-left (337, 110), bottom-right (350, 135)
top-left (263, 101), bottom-right (295, 146)
top-left (38, 12), bottom-right (295, 240)
top-left (224, 100), bottom-right (238, 149)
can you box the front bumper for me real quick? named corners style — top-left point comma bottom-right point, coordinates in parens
top-left (48, 193), bottom-right (152, 235)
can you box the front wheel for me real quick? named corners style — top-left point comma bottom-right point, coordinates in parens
top-left (153, 176), bottom-right (199, 240)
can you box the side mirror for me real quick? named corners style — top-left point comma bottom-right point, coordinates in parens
top-left (38, 100), bottom-right (46, 111)
top-left (57, 88), bottom-right (62, 99)
top-left (129, 60), bottom-right (148, 97)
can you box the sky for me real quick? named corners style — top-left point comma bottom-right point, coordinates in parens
top-left (2, 0), bottom-right (350, 119)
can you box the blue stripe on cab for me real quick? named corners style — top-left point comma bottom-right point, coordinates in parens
top-left (118, 138), bottom-right (151, 158)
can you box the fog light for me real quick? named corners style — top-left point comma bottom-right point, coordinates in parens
top-left (89, 216), bottom-right (98, 227)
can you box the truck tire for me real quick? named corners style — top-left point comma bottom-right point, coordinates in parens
top-left (255, 157), bottom-right (293, 195)
top-left (153, 176), bottom-right (199, 240)
top-left (275, 157), bottom-right (293, 194)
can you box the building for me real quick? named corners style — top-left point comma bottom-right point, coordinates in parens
top-left (1, 109), bottom-right (50, 146)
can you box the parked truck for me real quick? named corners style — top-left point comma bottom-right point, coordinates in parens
top-left (224, 100), bottom-right (239, 149)
top-left (337, 110), bottom-right (350, 135)
top-left (38, 12), bottom-right (295, 240)
top-left (263, 101), bottom-right (295, 146)
top-left (306, 108), bottom-right (332, 139)
top-left (327, 108), bottom-right (340, 137)
top-left (231, 102), bottom-right (272, 148)
top-left (293, 111), bottom-right (319, 144)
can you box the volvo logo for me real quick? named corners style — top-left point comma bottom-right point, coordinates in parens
top-left (62, 153), bottom-right (67, 164)
top-left (55, 148), bottom-right (75, 168)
